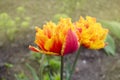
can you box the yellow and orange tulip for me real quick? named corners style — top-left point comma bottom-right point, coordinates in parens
top-left (75, 16), bottom-right (108, 49)
top-left (29, 18), bottom-right (79, 56)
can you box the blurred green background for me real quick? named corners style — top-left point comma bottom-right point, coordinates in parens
top-left (0, 0), bottom-right (120, 46)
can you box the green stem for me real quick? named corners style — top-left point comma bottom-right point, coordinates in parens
top-left (68, 48), bottom-right (81, 80)
top-left (46, 55), bottom-right (53, 80)
top-left (66, 56), bottom-right (71, 80)
top-left (39, 54), bottom-right (45, 80)
top-left (61, 56), bottom-right (64, 80)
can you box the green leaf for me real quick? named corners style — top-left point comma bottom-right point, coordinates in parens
top-left (104, 34), bottom-right (116, 55)
top-left (100, 20), bottom-right (120, 39)
top-left (5, 63), bottom-right (13, 68)
top-left (49, 59), bottom-right (60, 71)
top-left (15, 72), bottom-right (29, 80)
top-left (21, 21), bottom-right (30, 28)
top-left (43, 74), bottom-right (50, 80)
top-left (26, 63), bottom-right (39, 80)
top-left (53, 73), bottom-right (60, 80)
top-left (15, 74), bottom-right (21, 80)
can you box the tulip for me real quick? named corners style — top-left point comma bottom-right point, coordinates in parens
top-left (75, 16), bottom-right (108, 49)
top-left (29, 18), bottom-right (79, 56)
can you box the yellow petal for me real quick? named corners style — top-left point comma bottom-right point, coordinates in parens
top-left (44, 38), bottom-right (54, 51)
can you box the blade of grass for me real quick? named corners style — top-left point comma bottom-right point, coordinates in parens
top-left (26, 63), bottom-right (39, 80)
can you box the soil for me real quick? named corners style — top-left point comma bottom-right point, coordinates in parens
top-left (69, 47), bottom-right (120, 80)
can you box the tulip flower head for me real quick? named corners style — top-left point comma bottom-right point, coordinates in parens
top-left (29, 18), bottom-right (79, 56)
top-left (75, 16), bottom-right (108, 49)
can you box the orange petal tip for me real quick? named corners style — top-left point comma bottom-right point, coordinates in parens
top-left (29, 45), bottom-right (40, 52)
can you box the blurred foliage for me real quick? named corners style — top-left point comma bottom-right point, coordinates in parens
top-left (104, 34), bottom-right (116, 55)
top-left (53, 73), bottom-right (60, 80)
top-left (30, 51), bottom-right (42, 61)
top-left (100, 20), bottom-right (120, 39)
top-left (15, 72), bottom-right (29, 80)
top-left (0, 13), bottom-right (17, 41)
top-left (0, 78), bottom-right (6, 80)
top-left (43, 73), bottom-right (60, 80)
top-left (0, 6), bottom-right (31, 42)
top-left (99, 20), bottom-right (120, 55)
top-left (26, 63), bottom-right (39, 80)
top-left (53, 13), bottom-right (69, 23)
top-left (16, 6), bottom-right (26, 14)
top-left (4, 63), bottom-right (14, 68)
top-left (15, 52), bottom-right (60, 80)
top-left (49, 59), bottom-right (60, 71)
top-left (57, 0), bottom-right (87, 16)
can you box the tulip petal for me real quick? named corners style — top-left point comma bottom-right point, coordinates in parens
top-left (62, 29), bottom-right (79, 56)
top-left (29, 45), bottom-right (59, 55)
top-left (29, 45), bottom-right (40, 52)
top-left (38, 50), bottom-right (59, 56)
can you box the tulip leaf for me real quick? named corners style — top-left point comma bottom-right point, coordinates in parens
top-left (104, 34), bottom-right (116, 55)
top-left (15, 72), bottom-right (29, 80)
top-left (26, 63), bottom-right (39, 80)
top-left (100, 20), bottom-right (120, 39)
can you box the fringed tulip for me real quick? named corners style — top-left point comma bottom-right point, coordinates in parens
top-left (75, 16), bottom-right (108, 49)
top-left (29, 18), bottom-right (79, 56)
